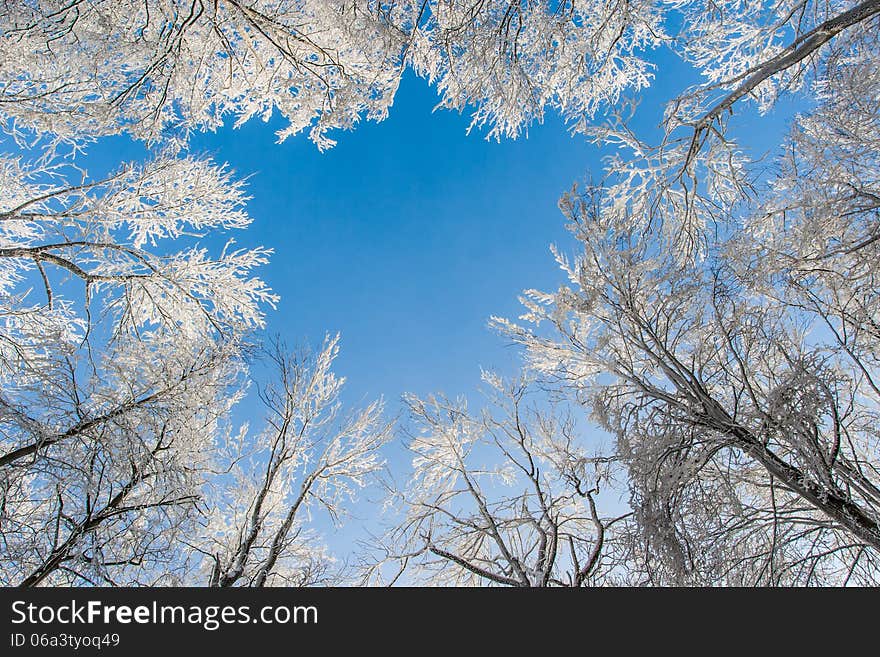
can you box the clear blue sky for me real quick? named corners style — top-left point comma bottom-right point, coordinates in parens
top-left (188, 73), bottom-right (597, 407)
top-left (82, 71), bottom-right (598, 409)
top-left (78, 56), bottom-right (800, 419)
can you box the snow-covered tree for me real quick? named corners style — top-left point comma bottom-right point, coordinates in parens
top-left (0, 152), bottom-right (275, 585)
top-left (568, 0), bottom-right (880, 261)
top-left (406, 0), bottom-right (665, 140)
top-left (496, 33), bottom-right (880, 583)
top-left (0, 153), bottom-right (275, 349)
top-left (1, 338), bottom-right (244, 586)
top-left (8, 1), bottom-right (876, 155)
top-left (364, 373), bottom-right (631, 586)
top-left (4, 0), bottom-right (880, 588)
top-left (195, 335), bottom-right (392, 587)
top-left (0, 0), bottom-right (415, 150)
top-left (2, 0), bottom-right (666, 147)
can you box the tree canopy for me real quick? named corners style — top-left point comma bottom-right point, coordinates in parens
top-left (1, 0), bottom-right (878, 586)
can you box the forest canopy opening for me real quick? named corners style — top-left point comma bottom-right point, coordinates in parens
top-left (1, 0), bottom-right (878, 587)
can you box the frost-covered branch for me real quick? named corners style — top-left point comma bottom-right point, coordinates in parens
top-left (365, 373), bottom-right (628, 586)
top-left (199, 335), bottom-right (391, 587)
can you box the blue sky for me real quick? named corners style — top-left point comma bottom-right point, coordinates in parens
top-left (76, 51), bottom-right (803, 419)
top-left (187, 74), bottom-right (598, 407)
top-left (83, 74), bottom-right (586, 403)
top-left (84, 70), bottom-right (611, 415)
